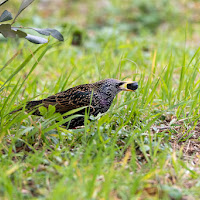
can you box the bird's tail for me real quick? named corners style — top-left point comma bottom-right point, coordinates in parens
top-left (10, 100), bottom-right (43, 115)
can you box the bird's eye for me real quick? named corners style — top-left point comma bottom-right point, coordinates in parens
top-left (116, 82), bottom-right (124, 87)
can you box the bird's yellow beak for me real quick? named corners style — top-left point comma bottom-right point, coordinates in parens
top-left (120, 81), bottom-right (138, 91)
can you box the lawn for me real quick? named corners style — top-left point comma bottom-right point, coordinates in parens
top-left (0, 0), bottom-right (200, 199)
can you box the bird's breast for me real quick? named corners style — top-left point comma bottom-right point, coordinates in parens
top-left (98, 98), bottom-right (112, 113)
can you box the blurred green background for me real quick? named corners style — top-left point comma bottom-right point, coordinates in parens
top-left (1, 0), bottom-right (200, 94)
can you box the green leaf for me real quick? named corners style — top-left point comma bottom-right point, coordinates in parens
top-left (31, 28), bottom-right (64, 41)
top-left (39, 106), bottom-right (48, 116)
top-left (25, 34), bottom-right (48, 44)
top-left (0, 10), bottom-right (12, 22)
top-left (12, 0), bottom-right (35, 24)
top-left (0, 24), bottom-right (27, 38)
top-left (47, 105), bottom-right (56, 117)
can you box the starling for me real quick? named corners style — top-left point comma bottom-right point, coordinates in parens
top-left (15, 79), bottom-right (138, 129)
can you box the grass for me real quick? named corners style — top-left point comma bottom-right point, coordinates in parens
top-left (1, 0), bottom-right (200, 199)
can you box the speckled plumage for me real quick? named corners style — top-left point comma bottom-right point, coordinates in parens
top-left (21, 79), bottom-right (138, 128)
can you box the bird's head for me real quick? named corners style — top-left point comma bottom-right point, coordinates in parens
top-left (94, 78), bottom-right (138, 100)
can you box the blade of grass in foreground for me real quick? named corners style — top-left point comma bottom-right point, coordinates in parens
top-left (0, 49), bottom-right (22, 73)
top-left (0, 43), bottom-right (48, 92)
top-left (1, 44), bottom-right (50, 116)
top-left (16, 106), bottom-right (88, 138)
top-left (0, 43), bottom-right (51, 139)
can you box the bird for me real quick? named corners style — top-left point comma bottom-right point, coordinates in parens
top-left (13, 79), bottom-right (138, 129)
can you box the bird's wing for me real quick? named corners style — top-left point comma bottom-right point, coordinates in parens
top-left (42, 90), bottom-right (94, 114)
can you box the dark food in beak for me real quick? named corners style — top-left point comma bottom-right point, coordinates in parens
top-left (127, 82), bottom-right (138, 91)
